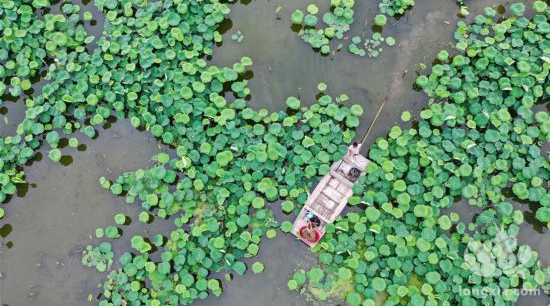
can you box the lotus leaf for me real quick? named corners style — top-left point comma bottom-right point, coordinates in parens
top-left (252, 261), bottom-right (265, 274)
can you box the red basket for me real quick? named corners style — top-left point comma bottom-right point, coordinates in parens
top-left (299, 225), bottom-right (321, 243)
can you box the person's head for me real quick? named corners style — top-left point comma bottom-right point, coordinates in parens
top-left (352, 142), bottom-right (358, 147)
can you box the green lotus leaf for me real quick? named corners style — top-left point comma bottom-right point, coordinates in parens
top-left (48, 149), bottom-right (62, 162)
top-left (281, 200), bottom-right (294, 213)
top-left (510, 2), bottom-right (526, 16)
top-left (307, 267), bottom-right (324, 282)
top-left (291, 10), bottom-right (304, 24)
top-left (252, 261), bottom-right (265, 274)
top-left (287, 279), bottom-right (298, 290)
top-left (232, 261), bottom-right (247, 275)
top-left (114, 213), bottom-right (126, 225)
top-left (286, 96), bottom-right (301, 110)
top-left (374, 14), bottom-right (387, 26)
top-left (104, 226), bottom-right (120, 239)
top-left (350, 104), bottom-right (363, 116)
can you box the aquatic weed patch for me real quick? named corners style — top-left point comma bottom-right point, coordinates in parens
top-left (289, 2), bottom-right (549, 306)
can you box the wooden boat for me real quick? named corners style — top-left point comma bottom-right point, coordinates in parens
top-left (292, 146), bottom-right (370, 247)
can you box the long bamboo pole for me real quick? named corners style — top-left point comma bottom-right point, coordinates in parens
top-left (360, 88), bottom-right (395, 146)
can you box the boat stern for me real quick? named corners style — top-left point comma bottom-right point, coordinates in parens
top-left (291, 209), bottom-right (326, 247)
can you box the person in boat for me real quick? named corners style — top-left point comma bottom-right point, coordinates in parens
top-left (347, 142), bottom-right (361, 159)
top-left (344, 142), bottom-right (362, 180)
top-left (305, 211), bottom-right (321, 228)
top-left (300, 211), bottom-right (322, 243)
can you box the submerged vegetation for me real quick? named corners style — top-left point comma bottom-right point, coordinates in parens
top-left (0, 1), bottom-right (548, 306)
top-left (289, 2), bottom-right (550, 305)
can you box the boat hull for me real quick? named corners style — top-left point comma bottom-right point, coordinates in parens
top-left (292, 154), bottom-right (369, 247)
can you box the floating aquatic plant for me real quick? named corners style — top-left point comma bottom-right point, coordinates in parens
top-left (252, 261), bottom-right (265, 274)
top-left (417, 2), bottom-right (550, 227)
top-left (291, 0), bottom-right (479, 58)
top-left (0, 0), bottom-right (92, 98)
top-left (292, 0), bottom-right (355, 55)
top-left (114, 213), bottom-right (126, 225)
top-left (1, 1), bottom-right (548, 306)
top-left (104, 226), bottom-right (120, 239)
top-left (231, 30), bottom-right (244, 43)
top-left (0, 3), bottom-right (362, 304)
top-left (289, 2), bottom-right (549, 305)
top-left (93, 85), bottom-right (361, 303)
top-left (379, 0), bottom-right (415, 17)
top-left (82, 242), bottom-right (114, 272)
top-left (290, 0), bottom-right (396, 57)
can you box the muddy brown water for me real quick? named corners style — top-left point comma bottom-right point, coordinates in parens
top-left (1, 0), bottom-right (548, 305)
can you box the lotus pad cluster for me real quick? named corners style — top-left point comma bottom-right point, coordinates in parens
top-left (95, 86), bottom-right (361, 304)
top-left (1, 0), bottom-right (363, 305)
top-left (0, 0), bottom-right (91, 98)
top-left (0, 0), bottom-right (94, 203)
top-left (289, 2), bottom-right (549, 306)
top-left (291, 0), bottom-right (475, 58)
top-left (417, 2), bottom-right (550, 226)
top-left (82, 242), bottom-right (114, 272)
top-left (291, 0), bottom-right (355, 55)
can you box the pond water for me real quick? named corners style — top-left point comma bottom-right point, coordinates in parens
top-left (1, 0), bottom-right (548, 306)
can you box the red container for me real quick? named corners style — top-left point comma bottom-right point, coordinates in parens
top-left (299, 225), bottom-right (321, 244)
